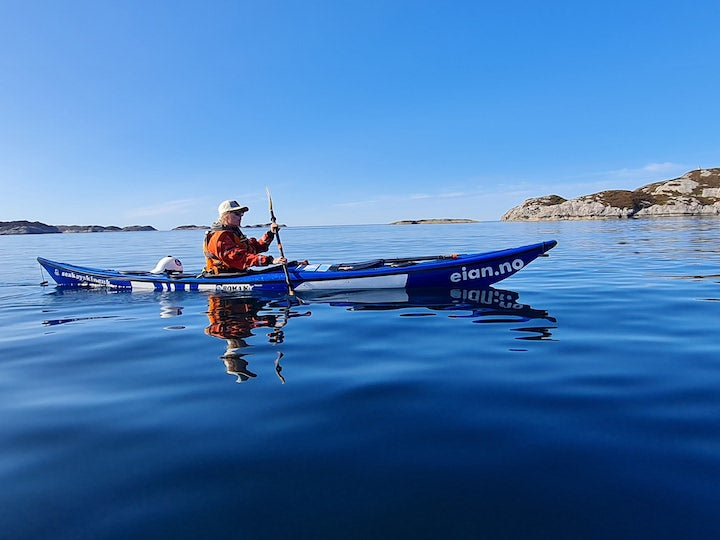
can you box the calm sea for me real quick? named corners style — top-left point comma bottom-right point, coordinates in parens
top-left (1, 219), bottom-right (719, 539)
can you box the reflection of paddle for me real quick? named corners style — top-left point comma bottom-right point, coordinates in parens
top-left (266, 187), bottom-right (296, 299)
top-left (274, 352), bottom-right (286, 384)
top-left (267, 304), bottom-right (311, 384)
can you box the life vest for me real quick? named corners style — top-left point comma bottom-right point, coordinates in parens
top-left (203, 228), bottom-right (250, 274)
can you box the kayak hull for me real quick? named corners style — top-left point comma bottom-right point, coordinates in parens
top-left (38, 240), bottom-right (557, 293)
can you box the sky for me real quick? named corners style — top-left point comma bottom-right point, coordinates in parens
top-left (1, 0), bottom-right (718, 229)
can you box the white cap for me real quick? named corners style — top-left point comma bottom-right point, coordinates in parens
top-left (218, 200), bottom-right (249, 217)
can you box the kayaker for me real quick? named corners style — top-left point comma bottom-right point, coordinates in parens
top-left (203, 200), bottom-right (287, 273)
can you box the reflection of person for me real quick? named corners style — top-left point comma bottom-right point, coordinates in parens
top-left (205, 295), bottom-right (280, 382)
top-left (203, 200), bottom-right (287, 274)
top-left (219, 341), bottom-right (257, 383)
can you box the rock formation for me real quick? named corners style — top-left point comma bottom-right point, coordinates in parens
top-left (0, 221), bottom-right (157, 235)
top-left (172, 225), bottom-right (208, 230)
top-left (391, 219), bottom-right (479, 225)
top-left (171, 223), bottom-right (280, 230)
top-left (502, 168), bottom-right (720, 221)
top-left (0, 221), bottom-right (61, 235)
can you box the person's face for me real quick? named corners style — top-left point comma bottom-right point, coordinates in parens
top-left (226, 211), bottom-right (244, 226)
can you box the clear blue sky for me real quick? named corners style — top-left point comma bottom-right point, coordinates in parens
top-left (1, 0), bottom-right (718, 229)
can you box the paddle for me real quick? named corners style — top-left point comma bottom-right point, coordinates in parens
top-left (266, 187), bottom-right (297, 299)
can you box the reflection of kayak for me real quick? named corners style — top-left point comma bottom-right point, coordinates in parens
top-left (201, 284), bottom-right (558, 384)
top-left (201, 284), bottom-right (557, 384)
top-left (299, 286), bottom-right (556, 326)
top-left (38, 240), bottom-right (556, 293)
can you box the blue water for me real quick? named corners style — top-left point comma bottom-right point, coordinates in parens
top-left (1, 219), bottom-right (719, 539)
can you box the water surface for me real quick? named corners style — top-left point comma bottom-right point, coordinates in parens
top-left (1, 219), bottom-right (719, 539)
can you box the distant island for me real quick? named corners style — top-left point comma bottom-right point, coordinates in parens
top-left (172, 225), bottom-right (207, 230)
top-left (390, 219), bottom-right (479, 225)
top-left (502, 168), bottom-right (720, 221)
top-left (0, 221), bottom-right (157, 235)
top-left (171, 223), bottom-right (280, 230)
top-left (0, 221), bottom-right (285, 235)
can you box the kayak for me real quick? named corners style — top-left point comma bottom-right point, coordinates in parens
top-left (38, 240), bottom-right (557, 293)
top-left (37, 240), bottom-right (557, 293)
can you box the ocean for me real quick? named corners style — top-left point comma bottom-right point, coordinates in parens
top-left (1, 219), bottom-right (719, 539)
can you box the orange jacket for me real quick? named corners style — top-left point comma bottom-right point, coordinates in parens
top-left (203, 227), bottom-right (275, 273)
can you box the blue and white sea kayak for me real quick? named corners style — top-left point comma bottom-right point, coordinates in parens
top-left (37, 240), bottom-right (557, 293)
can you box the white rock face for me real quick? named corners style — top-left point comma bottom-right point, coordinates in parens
top-left (635, 201), bottom-right (720, 217)
top-left (502, 168), bottom-right (720, 221)
top-left (647, 177), bottom-right (698, 196)
top-left (501, 198), bottom-right (632, 221)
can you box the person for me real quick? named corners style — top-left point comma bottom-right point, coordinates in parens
top-left (203, 200), bottom-right (287, 274)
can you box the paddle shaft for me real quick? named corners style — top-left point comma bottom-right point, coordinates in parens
top-left (266, 188), bottom-right (296, 297)
top-left (378, 254), bottom-right (459, 264)
top-left (337, 254), bottom-right (459, 268)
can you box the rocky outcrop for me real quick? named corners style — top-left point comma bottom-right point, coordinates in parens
top-left (56, 225), bottom-right (156, 233)
top-left (171, 223), bottom-right (283, 230)
top-left (502, 168), bottom-right (720, 221)
top-left (0, 220), bottom-right (283, 234)
top-left (172, 225), bottom-right (208, 230)
top-left (0, 221), bottom-right (61, 235)
top-left (118, 225), bottom-right (156, 232)
top-left (391, 219), bottom-right (479, 225)
top-left (0, 221), bottom-right (157, 235)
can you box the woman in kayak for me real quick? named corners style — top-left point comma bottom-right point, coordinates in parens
top-left (203, 200), bottom-right (287, 274)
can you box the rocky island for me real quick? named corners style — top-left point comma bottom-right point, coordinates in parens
top-left (391, 219), bottom-right (479, 225)
top-left (0, 221), bottom-right (286, 235)
top-left (172, 225), bottom-right (208, 230)
top-left (171, 223), bottom-right (280, 230)
top-left (0, 221), bottom-right (157, 235)
top-left (502, 168), bottom-right (720, 221)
